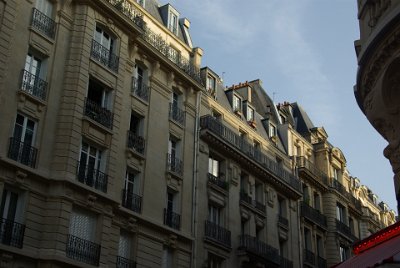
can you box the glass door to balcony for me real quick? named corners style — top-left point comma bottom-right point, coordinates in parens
top-left (79, 142), bottom-right (103, 188)
top-left (11, 114), bottom-right (36, 166)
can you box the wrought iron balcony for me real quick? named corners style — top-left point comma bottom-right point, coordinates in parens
top-left (253, 200), bottom-right (266, 212)
top-left (200, 115), bottom-right (301, 193)
top-left (20, 69), bottom-right (47, 100)
top-left (7, 137), bottom-right (38, 168)
top-left (317, 256), bottom-right (327, 268)
top-left (141, 27), bottom-right (202, 84)
top-left (239, 235), bottom-right (280, 264)
top-left (106, 0), bottom-right (144, 29)
top-left (207, 173), bottom-right (228, 190)
top-left (31, 8), bottom-right (56, 38)
top-left (296, 156), bottom-right (328, 185)
top-left (240, 191), bottom-right (252, 205)
top-left (76, 161), bottom-right (108, 193)
top-left (280, 256), bottom-right (293, 268)
top-left (163, 208), bottom-right (180, 230)
top-left (116, 256), bottom-right (136, 268)
top-left (122, 189), bottom-right (142, 213)
top-left (169, 103), bottom-right (185, 126)
top-left (300, 201), bottom-right (327, 227)
top-left (304, 249), bottom-right (315, 265)
top-left (349, 194), bottom-right (362, 211)
top-left (330, 179), bottom-right (351, 198)
top-left (84, 98), bottom-right (114, 129)
top-left (336, 219), bottom-right (358, 241)
top-left (66, 234), bottom-right (101, 266)
top-left (278, 215), bottom-right (289, 228)
top-left (127, 131), bottom-right (145, 155)
top-left (91, 39), bottom-right (119, 72)
top-left (132, 77), bottom-right (149, 102)
top-left (167, 153), bottom-right (183, 176)
top-left (204, 220), bottom-right (231, 248)
top-left (0, 218), bottom-right (25, 248)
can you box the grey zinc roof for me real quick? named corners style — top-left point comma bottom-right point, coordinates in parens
top-left (143, 0), bottom-right (190, 45)
top-left (291, 102), bottom-right (315, 134)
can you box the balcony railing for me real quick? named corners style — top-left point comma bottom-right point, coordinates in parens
top-left (122, 189), bottom-right (142, 213)
top-left (349, 194), bottom-right (362, 211)
top-left (240, 191), bottom-right (252, 205)
top-left (200, 115), bottom-right (301, 192)
top-left (278, 215), bottom-right (289, 228)
top-left (132, 77), bottom-right (149, 102)
top-left (296, 156), bottom-right (328, 185)
top-left (253, 200), bottom-right (266, 212)
top-left (167, 153), bottom-right (183, 176)
top-left (106, 0), bottom-right (144, 29)
top-left (169, 103), bottom-right (185, 126)
top-left (239, 235), bottom-right (280, 264)
top-left (204, 220), bottom-right (231, 248)
top-left (116, 256), bottom-right (136, 268)
top-left (76, 161), bottom-right (108, 193)
top-left (280, 256), bottom-right (293, 268)
top-left (207, 173), bottom-right (228, 190)
top-left (163, 208), bottom-right (180, 230)
top-left (20, 69), bottom-right (47, 100)
top-left (127, 131), bottom-right (145, 155)
top-left (66, 234), bottom-right (101, 266)
top-left (0, 218), bottom-right (25, 248)
top-left (142, 27), bottom-right (202, 84)
top-left (317, 256), bottom-right (327, 268)
top-left (84, 98), bottom-right (114, 129)
top-left (300, 201), bottom-right (327, 227)
top-left (304, 249), bottom-right (315, 265)
top-left (336, 219), bottom-right (358, 241)
top-left (31, 8), bottom-right (56, 38)
top-left (91, 39), bottom-right (119, 72)
top-left (330, 179), bottom-right (349, 197)
top-left (7, 137), bottom-right (38, 168)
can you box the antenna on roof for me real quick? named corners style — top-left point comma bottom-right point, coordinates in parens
top-left (273, 92), bottom-right (277, 102)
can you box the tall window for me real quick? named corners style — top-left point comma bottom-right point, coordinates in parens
top-left (85, 78), bottom-right (113, 128)
top-left (208, 253), bottom-right (223, 268)
top-left (0, 188), bottom-right (25, 248)
top-left (162, 246), bottom-right (173, 268)
top-left (208, 205), bottom-right (222, 225)
top-left (339, 245), bottom-right (348, 262)
top-left (77, 141), bottom-right (107, 192)
top-left (122, 169), bottom-right (142, 213)
top-left (128, 112), bottom-right (145, 154)
top-left (232, 95), bottom-right (241, 112)
top-left (333, 167), bottom-right (339, 180)
top-left (13, 114), bottom-right (36, 148)
top-left (316, 235), bottom-right (324, 257)
top-left (208, 156), bottom-right (219, 177)
top-left (22, 53), bottom-right (47, 99)
top-left (278, 196), bottom-right (287, 218)
top-left (336, 203), bottom-right (345, 223)
top-left (36, 0), bottom-right (53, 17)
top-left (314, 192), bottom-right (321, 211)
top-left (8, 114), bottom-right (37, 167)
top-left (304, 227), bottom-right (312, 250)
top-left (94, 26), bottom-right (114, 55)
top-left (118, 231), bottom-right (133, 261)
top-left (269, 123), bottom-right (276, 137)
top-left (124, 170), bottom-right (140, 195)
top-left (67, 208), bottom-right (100, 265)
top-left (246, 106), bottom-right (254, 122)
top-left (168, 12), bottom-right (178, 34)
top-left (92, 25), bottom-right (118, 71)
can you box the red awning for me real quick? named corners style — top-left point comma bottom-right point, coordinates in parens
top-left (333, 234), bottom-right (400, 268)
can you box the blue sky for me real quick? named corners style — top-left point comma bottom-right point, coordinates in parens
top-left (167, 0), bottom-right (396, 212)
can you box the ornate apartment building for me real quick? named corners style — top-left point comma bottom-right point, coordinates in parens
top-left (355, 0), bottom-right (400, 212)
top-left (0, 0), bottom-right (395, 268)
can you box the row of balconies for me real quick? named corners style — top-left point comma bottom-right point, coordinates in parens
top-left (200, 115), bottom-right (302, 193)
top-left (304, 249), bottom-right (327, 268)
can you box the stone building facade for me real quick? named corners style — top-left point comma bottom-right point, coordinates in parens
top-left (0, 0), bottom-right (395, 267)
top-left (355, 0), bottom-right (400, 212)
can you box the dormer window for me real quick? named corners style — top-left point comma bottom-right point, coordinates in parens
top-left (207, 75), bottom-right (216, 92)
top-left (233, 95), bottom-right (242, 113)
top-left (247, 106), bottom-right (254, 122)
top-left (169, 11), bottom-right (179, 35)
top-left (269, 123), bottom-right (276, 137)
